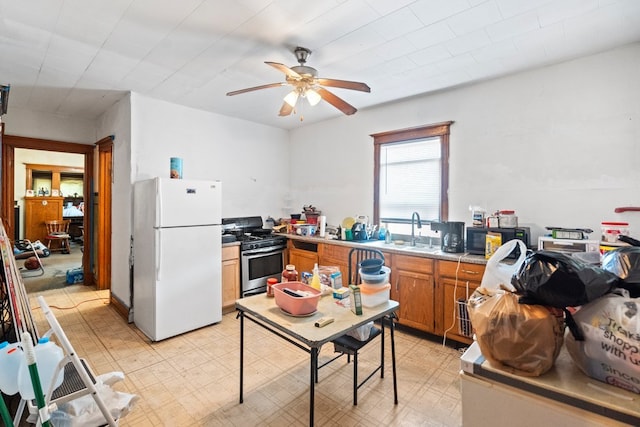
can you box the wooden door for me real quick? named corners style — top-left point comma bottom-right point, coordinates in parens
top-left (96, 137), bottom-right (113, 291)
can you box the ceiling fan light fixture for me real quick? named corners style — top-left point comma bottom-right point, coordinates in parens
top-left (305, 88), bottom-right (321, 106)
top-left (283, 90), bottom-right (299, 107)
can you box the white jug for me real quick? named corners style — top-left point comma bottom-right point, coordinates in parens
top-left (0, 341), bottom-right (23, 395)
top-left (17, 336), bottom-right (64, 400)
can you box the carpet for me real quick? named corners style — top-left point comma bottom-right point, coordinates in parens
top-left (20, 242), bottom-right (84, 293)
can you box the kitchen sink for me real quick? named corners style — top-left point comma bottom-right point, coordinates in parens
top-left (358, 239), bottom-right (441, 254)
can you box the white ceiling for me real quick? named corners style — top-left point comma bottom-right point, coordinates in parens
top-left (1, 0), bottom-right (639, 130)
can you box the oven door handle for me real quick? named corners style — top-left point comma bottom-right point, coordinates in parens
top-left (242, 246), bottom-right (286, 256)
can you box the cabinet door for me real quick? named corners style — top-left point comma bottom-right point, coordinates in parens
top-left (440, 277), bottom-right (478, 344)
top-left (318, 243), bottom-right (350, 284)
top-left (24, 197), bottom-right (64, 242)
top-left (221, 246), bottom-right (240, 312)
top-left (288, 248), bottom-right (318, 274)
top-left (394, 269), bottom-right (435, 333)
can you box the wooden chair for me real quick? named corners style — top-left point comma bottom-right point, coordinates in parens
top-left (44, 220), bottom-right (71, 254)
top-left (316, 248), bottom-right (398, 406)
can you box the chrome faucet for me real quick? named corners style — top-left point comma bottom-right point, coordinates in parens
top-left (411, 211), bottom-right (422, 246)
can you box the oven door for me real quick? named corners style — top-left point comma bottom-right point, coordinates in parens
top-left (241, 246), bottom-right (285, 297)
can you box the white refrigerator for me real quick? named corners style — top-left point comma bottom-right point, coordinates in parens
top-left (133, 177), bottom-right (222, 341)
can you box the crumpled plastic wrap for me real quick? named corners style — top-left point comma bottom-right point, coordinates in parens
top-left (467, 287), bottom-right (565, 377)
top-left (601, 247), bottom-right (640, 297)
top-left (48, 372), bottom-right (138, 427)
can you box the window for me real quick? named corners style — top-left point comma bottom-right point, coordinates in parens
top-left (372, 121), bottom-right (452, 235)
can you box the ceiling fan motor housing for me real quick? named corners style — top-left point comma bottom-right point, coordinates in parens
top-left (294, 46), bottom-right (312, 65)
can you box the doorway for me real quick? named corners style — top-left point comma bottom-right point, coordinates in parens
top-left (1, 135), bottom-right (96, 287)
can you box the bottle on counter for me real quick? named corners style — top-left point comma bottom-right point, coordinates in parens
top-left (310, 263), bottom-right (322, 291)
top-left (281, 264), bottom-right (299, 283)
top-left (266, 277), bottom-right (278, 297)
top-left (385, 229), bottom-right (392, 244)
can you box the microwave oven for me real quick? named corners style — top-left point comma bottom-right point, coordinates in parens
top-left (466, 227), bottom-right (531, 258)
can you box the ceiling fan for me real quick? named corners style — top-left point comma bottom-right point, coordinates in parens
top-left (226, 47), bottom-right (370, 117)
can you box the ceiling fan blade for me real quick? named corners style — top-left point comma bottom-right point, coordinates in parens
top-left (279, 101), bottom-right (294, 116)
top-left (226, 82), bottom-right (286, 96)
top-left (316, 78), bottom-right (371, 93)
top-left (316, 87), bottom-right (357, 115)
top-left (265, 62), bottom-right (302, 79)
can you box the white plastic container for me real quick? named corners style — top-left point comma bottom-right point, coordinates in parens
top-left (601, 221), bottom-right (630, 243)
top-left (359, 266), bottom-right (391, 285)
top-left (360, 283), bottom-right (391, 307)
top-left (498, 210), bottom-right (518, 228)
top-left (0, 341), bottom-right (23, 395)
top-left (18, 337), bottom-right (64, 400)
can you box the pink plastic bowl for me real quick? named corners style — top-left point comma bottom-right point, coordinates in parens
top-left (272, 281), bottom-right (321, 316)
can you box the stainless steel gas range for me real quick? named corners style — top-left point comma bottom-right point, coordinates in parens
top-left (222, 216), bottom-right (287, 297)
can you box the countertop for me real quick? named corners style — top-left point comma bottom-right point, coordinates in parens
top-left (283, 233), bottom-right (488, 265)
top-left (461, 341), bottom-right (640, 425)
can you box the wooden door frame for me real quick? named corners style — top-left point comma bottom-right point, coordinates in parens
top-left (96, 137), bottom-right (113, 293)
top-left (1, 135), bottom-right (95, 286)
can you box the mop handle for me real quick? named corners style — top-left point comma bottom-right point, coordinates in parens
top-left (21, 332), bottom-right (52, 427)
top-left (0, 392), bottom-right (13, 427)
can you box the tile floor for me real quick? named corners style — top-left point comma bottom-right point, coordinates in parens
top-left (19, 285), bottom-right (465, 426)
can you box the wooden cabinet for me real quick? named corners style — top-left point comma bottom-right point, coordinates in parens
top-left (287, 240), bottom-right (318, 274)
top-left (318, 243), bottom-right (350, 283)
top-left (222, 245), bottom-right (240, 313)
top-left (436, 260), bottom-right (485, 344)
top-left (24, 197), bottom-right (64, 242)
top-left (391, 254), bottom-right (436, 333)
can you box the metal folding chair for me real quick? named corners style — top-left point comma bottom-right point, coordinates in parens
top-left (315, 248), bottom-right (398, 406)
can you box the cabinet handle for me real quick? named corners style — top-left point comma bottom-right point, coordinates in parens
top-left (461, 269), bottom-right (480, 275)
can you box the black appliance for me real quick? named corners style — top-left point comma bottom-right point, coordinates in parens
top-left (222, 216), bottom-right (287, 297)
top-left (466, 227), bottom-right (531, 258)
top-left (430, 221), bottom-right (465, 253)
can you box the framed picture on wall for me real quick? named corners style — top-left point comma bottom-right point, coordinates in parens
top-left (51, 189), bottom-right (59, 196)
top-left (25, 189), bottom-right (34, 197)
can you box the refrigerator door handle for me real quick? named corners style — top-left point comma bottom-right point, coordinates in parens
top-left (156, 181), bottom-right (163, 227)
top-left (156, 229), bottom-right (162, 281)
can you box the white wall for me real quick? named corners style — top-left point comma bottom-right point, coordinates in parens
top-left (130, 93), bottom-right (290, 218)
top-left (289, 43), bottom-right (640, 243)
top-left (100, 93), bottom-right (290, 309)
top-left (3, 107), bottom-right (97, 143)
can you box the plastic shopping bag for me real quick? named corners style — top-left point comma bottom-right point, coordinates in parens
top-left (565, 290), bottom-right (640, 394)
top-left (512, 250), bottom-right (618, 308)
top-left (467, 287), bottom-right (565, 376)
top-left (602, 247), bottom-right (640, 297)
top-left (480, 239), bottom-right (528, 291)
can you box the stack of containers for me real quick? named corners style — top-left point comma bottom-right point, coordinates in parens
top-left (358, 259), bottom-right (391, 307)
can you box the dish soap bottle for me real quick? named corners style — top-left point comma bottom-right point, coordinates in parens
top-left (310, 263), bottom-right (322, 291)
top-left (385, 229), bottom-right (392, 244)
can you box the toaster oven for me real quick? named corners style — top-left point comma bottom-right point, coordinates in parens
top-left (466, 227), bottom-right (531, 258)
top-left (537, 237), bottom-right (600, 254)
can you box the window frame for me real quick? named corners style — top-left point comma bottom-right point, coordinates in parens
top-left (371, 121), bottom-right (453, 226)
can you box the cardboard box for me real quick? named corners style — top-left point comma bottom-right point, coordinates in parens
top-left (349, 284), bottom-right (362, 315)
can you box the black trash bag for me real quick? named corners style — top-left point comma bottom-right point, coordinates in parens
top-left (511, 250), bottom-right (619, 308)
top-left (601, 247), bottom-right (640, 297)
